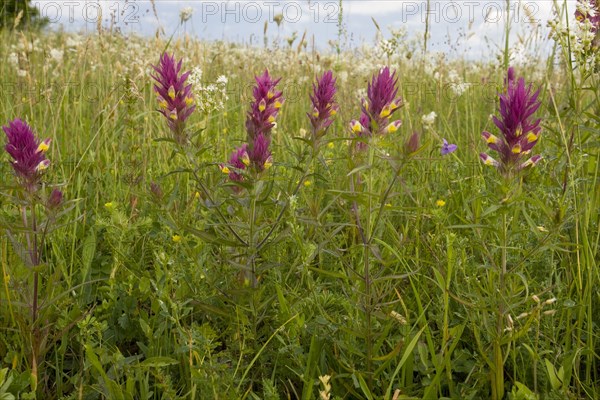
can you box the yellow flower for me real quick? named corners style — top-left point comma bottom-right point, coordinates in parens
top-left (36, 139), bottom-right (51, 153)
top-left (436, 199), bottom-right (446, 207)
top-left (379, 105), bottom-right (391, 118)
top-left (327, 142), bottom-right (334, 149)
top-left (172, 235), bottom-right (182, 243)
top-left (527, 132), bottom-right (538, 143)
top-left (194, 192), bottom-right (201, 199)
top-left (104, 202), bottom-right (115, 210)
top-left (303, 180), bottom-right (312, 187)
top-left (258, 99), bottom-right (266, 112)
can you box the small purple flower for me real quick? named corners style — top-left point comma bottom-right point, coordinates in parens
top-left (3, 118), bottom-right (51, 191)
top-left (480, 67), bottom-right (542, 174)
top-left (352, 67), bottom-right (403, 150)
top-left (308, 70), bottom-right (338, 141)
top-left (245, 70), bottom-right (284, 141)
top-left (151, 53), bottom-right (196, 143)
top-left (441, 138), bottom-right (457, 155)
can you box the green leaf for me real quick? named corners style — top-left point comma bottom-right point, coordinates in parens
top-left (385, 326), bottom-right (426, 399)
top-left (545, 359), bottom-right (563, 390)
top-left (356, 373), bottom-right (374, 400)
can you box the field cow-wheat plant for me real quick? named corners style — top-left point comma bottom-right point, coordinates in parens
top-left (0, 0), bottom-right (599, 399)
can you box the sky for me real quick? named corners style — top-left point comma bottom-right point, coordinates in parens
top-left (32, 1), bottom-right (577, 58)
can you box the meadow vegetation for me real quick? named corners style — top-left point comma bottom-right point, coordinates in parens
top-left (0, 1), bottom-right (599, 399)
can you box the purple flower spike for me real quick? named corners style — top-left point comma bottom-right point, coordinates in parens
top-left (365, 67), bottom-right (403, 130)
top-left (245, 70), bottom-right (284, 141)
top-left (308, 70), bottom-right (338, 141)
top-left (480, 67), bottom-right (542, 175)
top-left (441, 138), bottom-right (457, 155)
top-left (151, 53), bottom-right (196, 143)
top-left (352, 67), bottom-right (403, 151)
top-left (3, 118), bottom-right (51, 191)
top-left (223, 71), bottom-right (283, 189)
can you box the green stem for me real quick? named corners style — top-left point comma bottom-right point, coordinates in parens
top-left (493, 211), bottom-right (508, 400)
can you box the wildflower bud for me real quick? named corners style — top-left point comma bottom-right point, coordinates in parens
top-left (47, 189), bottom-right (63, 209)
top-left (150, 181), bottom-right (163, 200)
top-left (390, 311), bottom-right (407, 325)
top-left (507, 314), bottom-right (514, 329)
top-left (405, 131), bottom-right (420, 153)
top-left (516, 312), bottom-right (529, 320)
top-left (544, 298), bottom-right (557, 306)
top-left (532, 295), bottom-right (541, 303)
top-left (543, 309), bottom-right (557, 316)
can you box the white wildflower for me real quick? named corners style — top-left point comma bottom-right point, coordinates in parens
top-left (188, 67), bottom-right (229, 114)
top-left (49, 48), bottom-right (64, 62)
top-left (8, 52), bottom-right (19, 67)
top-left (422, 111), bottom-right (437, 128)
top-left (180, 7), bottom-right (193, 23)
